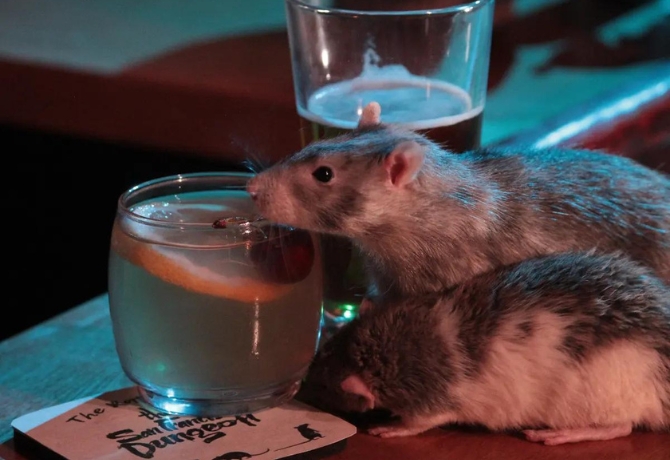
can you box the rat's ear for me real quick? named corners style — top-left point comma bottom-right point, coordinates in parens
top-left (384, 140), bottom-right (425, 188)
top-left (357, 102), bottom-right (381, 128)
top-left (340, 375), bottom-right (375, 411)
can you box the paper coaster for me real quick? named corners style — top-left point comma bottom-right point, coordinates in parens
top-left (12, 386), bottom-right (357, 460)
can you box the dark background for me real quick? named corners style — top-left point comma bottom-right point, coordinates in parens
top-left (4, 124), bottom-right (243, 341)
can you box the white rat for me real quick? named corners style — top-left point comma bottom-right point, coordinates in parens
top-left (298, 252), bottom-right (670, 445)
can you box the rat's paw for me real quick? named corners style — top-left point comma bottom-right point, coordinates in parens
top-left (523, 423), bottom-right (632, 446)
top-left (367, 422), bottom-right (431, 438)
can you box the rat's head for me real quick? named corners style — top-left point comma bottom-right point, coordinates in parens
top-left (298, 317), bottom-right (382, 416)
top-left (299, 297), bottom-right (450, 419)
top-left (246, 102), bottom-right (432, 237)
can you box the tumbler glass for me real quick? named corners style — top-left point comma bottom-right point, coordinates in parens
top-left (108, 172), bottom-right (323, 416)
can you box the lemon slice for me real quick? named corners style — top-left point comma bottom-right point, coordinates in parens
top-left (111, 225), bottom-right (293, 303)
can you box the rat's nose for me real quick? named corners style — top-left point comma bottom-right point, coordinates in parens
top-left (246, 179), bottom-right (259, 201)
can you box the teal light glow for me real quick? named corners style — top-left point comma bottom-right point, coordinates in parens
top-left (161, 400), bottom-right (189, 414)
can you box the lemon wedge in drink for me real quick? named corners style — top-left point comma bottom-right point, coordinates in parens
top-left (111, 224), bottom-right (294, 303)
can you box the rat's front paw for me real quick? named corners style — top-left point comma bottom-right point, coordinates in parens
top-left (367, 422), bottom-right (431, 438)
top-left (368, 412), bottom-right (457, 438)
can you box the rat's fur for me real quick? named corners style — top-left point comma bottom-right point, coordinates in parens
top-left (300, 252), bottom-right (670, 444)
top-left (247, 120), bottom-right (670, 303)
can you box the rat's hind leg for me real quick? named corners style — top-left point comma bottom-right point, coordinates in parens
top-left (368, 413), bottom-right (457, 438)
top-left (523, 423), bottom-right (633, 445)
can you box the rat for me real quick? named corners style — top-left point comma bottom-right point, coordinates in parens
top-left (297, 251), bottom-right (670, 445)
top-left (246, 102), bottom-right (670, 306)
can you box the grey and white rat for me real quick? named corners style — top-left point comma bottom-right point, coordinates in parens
top-left (246, 102), bottom-right (670, 304)
top-left (298, 251), bottom-right (670, 445)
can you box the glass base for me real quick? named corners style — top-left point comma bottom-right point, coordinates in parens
top-left (136, 378), bottom-right (302, 417)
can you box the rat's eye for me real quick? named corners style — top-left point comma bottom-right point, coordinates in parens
top-left (312, 166), bottom-right (333, 183)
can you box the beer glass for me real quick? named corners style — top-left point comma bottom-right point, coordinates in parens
top-left (285, 0), bottom-right (494, 323)
top-left (108, 172), bottom-right (323, 416)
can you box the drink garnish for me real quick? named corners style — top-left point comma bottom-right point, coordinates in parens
top-left (111, 223), bottom-right (295, 303)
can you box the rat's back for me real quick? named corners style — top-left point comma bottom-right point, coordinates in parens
top-left (452, 146), bottom-right (670, 282)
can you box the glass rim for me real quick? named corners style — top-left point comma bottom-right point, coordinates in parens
top-left (117, 171), bottom-right (258, 230)
top-left (284, 0), bottom-right (493, 17)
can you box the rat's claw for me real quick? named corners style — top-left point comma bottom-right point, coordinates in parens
top-left (523, 423), bottom-right (632, 445)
